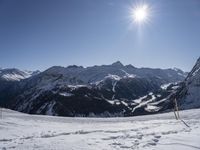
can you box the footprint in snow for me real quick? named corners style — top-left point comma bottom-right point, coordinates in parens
top-left (111, 142), bottom-right (122, 146)
top-left (136, 134), bottom-right (143, 139)
top-left (152, 138), bottom-right (159, 143)
top-left (143, 141), bottom-right (157, 147)
top-left (0, 139), bottom-right (12, 142)
top-left (161, 131), bottom-right (178, 135)
top-left (154, 135), bottom-right (161, 139)
top-left (120, 145), bottom-right (132, 149)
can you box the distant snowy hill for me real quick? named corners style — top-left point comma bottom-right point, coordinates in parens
top-left (0, 61), bottom-right (189, 117)
top-left (0, 68), bottom-right (40, 81)
top-left (0, 68), bottom-right (40, 107)
top-left (0, 108), bottom-right (200, 150)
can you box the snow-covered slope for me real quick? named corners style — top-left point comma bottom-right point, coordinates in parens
top-left (0, 68), bottom-right (40, 81)
top-left (0, 108), bottom-right (200, 150)
top-left (173, 57), bottom-right (200, 109)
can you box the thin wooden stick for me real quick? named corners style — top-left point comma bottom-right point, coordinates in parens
top-left (174, 98), bottom-right (190, 128)
top-left (180, 119), bottom-right (190, 128)
top-left (174, 98), bottom-right (180, 119)
top-left (173, 108), bottom-right (178, 120)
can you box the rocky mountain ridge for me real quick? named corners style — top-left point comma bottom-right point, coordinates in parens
top-left (0, 61), bottom-right (193, 117)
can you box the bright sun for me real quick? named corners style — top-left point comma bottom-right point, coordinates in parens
top-left (131, 4), bottom-right (149, 24)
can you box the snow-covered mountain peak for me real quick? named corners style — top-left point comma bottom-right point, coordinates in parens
top-left (67, 65), bottom-right (84, 69)
top-left (172, 67), bottom-right (182, 72)
top-left (45, 66), bottom-right (65, 73)
top-left (0, 68), bottom-right (39, 81)
top-left (125, 64), bottom-right (136, 69)
top-left (45, 65), bottom-right (84, 75)
top-left (41, 62), bottom-right (187, 84)
top-left (111, 61), bottom-right (124, 67)
top-left (0, 62), bottom-right (190, 118)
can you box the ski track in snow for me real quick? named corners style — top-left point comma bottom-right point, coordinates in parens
top-left (0, 109), bottom-right (200, 150)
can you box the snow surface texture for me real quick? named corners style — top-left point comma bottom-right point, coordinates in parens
top-left (0, 108), bottom-right (200, 150)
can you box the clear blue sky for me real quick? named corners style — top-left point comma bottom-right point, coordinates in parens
top-left (0, 0), bottom-right (200, 71)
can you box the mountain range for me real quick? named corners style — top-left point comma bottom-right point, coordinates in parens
top-left (0, 58), bottom-right (199, 117)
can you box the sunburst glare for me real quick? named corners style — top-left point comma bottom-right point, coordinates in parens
top-left (129, 2), bottom-right (152, 26)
